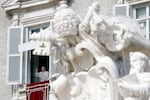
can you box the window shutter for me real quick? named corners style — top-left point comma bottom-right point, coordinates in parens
top-left (6, 26), bottom-right (23, 85)
top-left (113, 4), bottom-right (129, 16)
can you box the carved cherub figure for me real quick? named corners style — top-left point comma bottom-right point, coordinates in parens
top-left (118, 52), bottom-right (150, 100)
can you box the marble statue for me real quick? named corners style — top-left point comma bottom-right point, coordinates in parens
top-left (29, 0), bottom-right (150, 100)
top-left (118, 52), bottom-right (150, 100)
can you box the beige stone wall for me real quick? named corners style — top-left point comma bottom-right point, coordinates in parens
top-left (0, 0), bottom-right (11, 100)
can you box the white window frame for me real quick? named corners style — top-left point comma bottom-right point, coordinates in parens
top-left (24, 22), bottom-right (50, 84)
top-left (133, 4), bottom-right (150, 40)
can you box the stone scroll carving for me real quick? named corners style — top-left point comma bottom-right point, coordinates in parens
top-left (29, 0), bottom-right (150, 100)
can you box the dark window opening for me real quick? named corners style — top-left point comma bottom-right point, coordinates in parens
top-left (31, 28), bottom-right (40, 33)
top-left (30, 51), bottom-right (49, 83)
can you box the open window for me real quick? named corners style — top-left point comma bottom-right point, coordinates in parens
top-left (28, 23), bottom-right (50, 83)
top-left (30, 51), bottom-right (49, 83)
top-left (18, 22), bottom-right (58, 84)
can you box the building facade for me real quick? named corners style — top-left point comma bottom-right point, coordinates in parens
top-left (0, 0), bottom-right (149, 100)
top-left (0, 0), bottom-right (11, 100)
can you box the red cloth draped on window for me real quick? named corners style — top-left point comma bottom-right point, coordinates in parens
top-left (26, 80), bottom-right (49, 100)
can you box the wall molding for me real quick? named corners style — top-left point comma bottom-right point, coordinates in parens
top-left (2, 0), bottom-right (59, 11)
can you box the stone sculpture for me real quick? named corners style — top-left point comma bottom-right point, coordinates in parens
top-left (30, 0), bottom-right (150, 100)
top-left (118, 52), bottom-right (150, 100)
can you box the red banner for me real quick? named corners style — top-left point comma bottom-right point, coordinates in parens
top-left (26, 80), bottom-right (49, 100)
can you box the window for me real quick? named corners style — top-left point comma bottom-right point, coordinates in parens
top-left (134, 5), bottom-right (150, 39)
top-left (136, 7), bottom-right (146, 19)
top-left (28, 23), bottom-right (50, 41)
top-left (25, 23), bottom-right (51, 83)
top-left (113, 4), bottom-right (129, 16)
top-left (7, 23), bottom-right (56, 85)
top-left (30, 52), bottom-right (49, 83)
